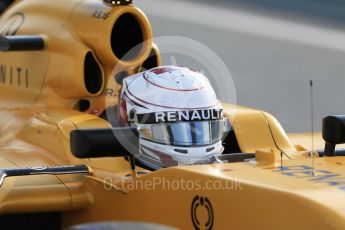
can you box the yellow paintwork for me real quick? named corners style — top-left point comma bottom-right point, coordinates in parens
top-left (1, 0), bottom-right (345, 229)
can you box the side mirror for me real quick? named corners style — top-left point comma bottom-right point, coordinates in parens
top-left (322, 115), bottom-right (345, 156)
top-left (70, 127), bottom-right (138, 158)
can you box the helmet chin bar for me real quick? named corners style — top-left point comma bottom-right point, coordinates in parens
top-left (137, 138), bottom-right (223, 169)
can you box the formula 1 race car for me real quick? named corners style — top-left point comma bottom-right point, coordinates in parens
top-left (1, 1), bottom-right (345, 230)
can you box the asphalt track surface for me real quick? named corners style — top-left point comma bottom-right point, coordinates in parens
top-left (136, 0), bottom-right (345, 133)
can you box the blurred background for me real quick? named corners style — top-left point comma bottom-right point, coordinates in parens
top-left (136, 0), bottom-right (345, 133)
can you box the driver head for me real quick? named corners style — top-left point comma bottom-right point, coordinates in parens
top-left (118, 66), bottom-right (229, 169)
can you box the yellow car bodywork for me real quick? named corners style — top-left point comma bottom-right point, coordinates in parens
top-left (0, 1), bottom-right (345, 229)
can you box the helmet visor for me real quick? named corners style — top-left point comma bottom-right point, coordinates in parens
top-left (139, 120), bottom-right (224, 147)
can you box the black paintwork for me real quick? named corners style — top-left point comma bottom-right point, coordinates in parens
top-left (70, 128), bottom-right (139, 158)
top-left (0, 35), bottom-right (44, 51)
top-left (322, 115), bottom-right (345, 156)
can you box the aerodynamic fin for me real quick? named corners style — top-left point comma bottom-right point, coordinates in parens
top-left (0, 35), bottom-right (45, 51)
top-left (0, 164), bottom-right (90, 187)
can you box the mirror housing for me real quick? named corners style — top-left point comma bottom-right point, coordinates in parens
top-left (322, 115), bottom-right (345, 156)
top-left (70, 128), bottom-right (138, 158)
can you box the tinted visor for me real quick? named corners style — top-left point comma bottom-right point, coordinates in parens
top-left (139, 120), bottom-right (224, 147)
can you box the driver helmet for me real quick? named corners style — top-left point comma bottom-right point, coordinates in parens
top-left (118, 66), bottom-right (229, 169)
